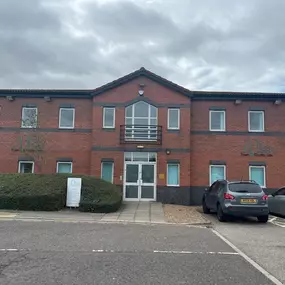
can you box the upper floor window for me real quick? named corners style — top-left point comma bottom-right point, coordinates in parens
top-left (125, 101), bottom-right (157, 141)
top-left (209, 110), bottom-right (225, 131)
top-left (59, 108), bottom-right (75, 129)
top-left (248, 111), bottom-right (264, 132)
top-left (167, 108), bottom-right (180, 130)
top-left (21, 107), bottom-right (38, 128)
top-left (103, 107), bottom-right (115, 128)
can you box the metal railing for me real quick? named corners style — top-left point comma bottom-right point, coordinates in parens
top-left (120, 125), bottom-right (162, 145)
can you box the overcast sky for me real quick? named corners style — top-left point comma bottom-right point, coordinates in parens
top-left (0, 0), bottom-right (284, 92)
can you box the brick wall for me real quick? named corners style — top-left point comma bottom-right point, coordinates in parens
top-left (191, 100), bottom-right (285, 188)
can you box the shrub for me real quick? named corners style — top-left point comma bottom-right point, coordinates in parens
top-left (0, 174), bottom-right (122, 212)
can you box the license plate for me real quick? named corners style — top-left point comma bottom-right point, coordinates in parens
top-left (240, 198), bottom-right (257, 204)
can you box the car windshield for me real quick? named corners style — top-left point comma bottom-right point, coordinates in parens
top-left (229, 183), bottom-right (262, 193)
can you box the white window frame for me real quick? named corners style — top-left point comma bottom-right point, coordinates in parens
top-left (56, 161), bottom-right (73, 173)
top-left (103, 107), bottom-right (115, 129)
top-left (249, 166), bottom-right (266, 188)
top-left (248, 111), bottom-right (264, 132)
top-left (101, 161), bottom-right (114, 183)
top-left (209, 165), bottom-right (226, 185)
top-left (59, 108), bottom-right (75, 129)
top-left (21, 107), bottom-right (38, 128)
top-left (209, 110), bottom-right (226, 131)
top-left (167, 163), bottom-right (180, 187)
top-left (18, 161), bottom-right (35, 173)
top-left (167, 108), bottom-right (180, 130)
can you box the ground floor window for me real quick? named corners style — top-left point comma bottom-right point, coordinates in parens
top-left (167, 164), bottom-right (180, 186)
top-left (57, 162), bottom-right (72, 174)
top-left (249, 166), bottom-right (265, 187)
top-left (18, 161), bottom-right (34, 173)
top-left (101, 162), bottom-right (114, 183)
top-left (210, 165), bottom-right (225, 185)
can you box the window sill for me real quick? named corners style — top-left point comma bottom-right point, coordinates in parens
top-left (248, 130), bottom-right (264, 133)
top-left (209, 129), bottom-right (226, 132)
top-left (166, 185), bottom-right (180, 187)
top-left (102, 128), bottom-right (115, 131)
top-left (59, 127), bottom-right (75, 130)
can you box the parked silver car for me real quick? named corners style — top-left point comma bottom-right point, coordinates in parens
top-left (268, 187), bottom-right (285, 217)
top-left (202, 180), bottom-right (269, 222)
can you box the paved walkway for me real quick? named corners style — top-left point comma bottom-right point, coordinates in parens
top-left (0, 202), bottom-right (166, 224)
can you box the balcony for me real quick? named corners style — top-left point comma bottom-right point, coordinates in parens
top-left (120, 125), bottom-right (162, 145)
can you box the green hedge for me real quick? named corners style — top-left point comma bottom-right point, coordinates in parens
top-left (0, 174), bottom-right (122, 212)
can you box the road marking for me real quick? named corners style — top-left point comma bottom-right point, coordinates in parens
top-left (153, 250), bottom-right (239, 255)
top-left (269, 217), bottom-right (277, 222)
top-left (0, 249), bottom-right (19, 252)
top-left (91, 249), bottom-right (237, 255)
top-left (212, 229), bottom-right (283, 285)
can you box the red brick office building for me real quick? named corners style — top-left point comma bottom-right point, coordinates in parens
top-left (0, 67), bottom-right (284, 204)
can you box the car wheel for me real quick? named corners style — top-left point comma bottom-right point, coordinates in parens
top-left (217, 204), bottom-right (226, 222)
top-left (202, 199), bottom-right (210, 214)
top-left (257, 215), bottom-right (268, 223)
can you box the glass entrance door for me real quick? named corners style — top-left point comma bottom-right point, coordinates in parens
top-left (124, 162), bottom-right (156, 201)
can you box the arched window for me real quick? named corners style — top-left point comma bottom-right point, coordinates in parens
top-left (125, 101), bottom-right (157, 141)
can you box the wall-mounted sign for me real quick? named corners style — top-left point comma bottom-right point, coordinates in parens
top-left (241, 139), bottom-right (273, 157)
top-left (159, 173), bottom-right (165, 179)
top-left (66, 178), bottom-right (82, 207)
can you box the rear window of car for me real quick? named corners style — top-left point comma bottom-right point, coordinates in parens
top-left (229, 183), bottom-right (262, 193)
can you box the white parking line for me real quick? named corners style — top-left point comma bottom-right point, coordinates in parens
top-left (0, 249), bottom-right (19, 252)
top-left (212, 229), bottom-right (283, 285)
top-left (153, 250), bottom-right (239, 255)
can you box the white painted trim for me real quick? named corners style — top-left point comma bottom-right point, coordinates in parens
top-left (103, 107), bottom-right (115, 129)
top-left (59, 108), bottom-right (75, 129)
top-left (249, 165), bottom-right (266, 188)
top-left (248, 110), bottom-right (264, 132)
top-left (209, 164), bottom-right (226, 185)
top-left (18, 161), bottom-right (35, 173)
top-left (56, 161), bottom-right (73, 174)
top-left (209, 110), bottom-right (226, 131)
top-left (101, 161), bottom-right (114, 183)
top-left (212, 229), bottom-right (283, 285)
top-left (21, 107), bottom-right (38, 128)
top-left (166, 163), bottom-right (180, 187)
top-left (167, 108), bottom-right (180, 130)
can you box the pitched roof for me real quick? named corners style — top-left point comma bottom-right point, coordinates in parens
top-left (91, 67), bottom-right (192, 97)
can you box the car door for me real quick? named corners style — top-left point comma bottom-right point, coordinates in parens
top-left (208, 182), bottom-right (220, 210)
top-left (270, 188), bottom-right (285, 216)
top-left (205, 183), bottom-right (215, 209)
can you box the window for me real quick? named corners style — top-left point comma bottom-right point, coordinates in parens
top-left (249, 166), bottom-right (266, 187)
top-left (209, 110), bottom-right (225, 131)
top-left (101, 162), bottom-right (114, 183)
top-left (248, 111), bottom-right (264, 132)
top-left (125, 101), bottom-right (157, 140)
top-left (21, 107), bottom-right (38, 128)
top-left (275, 188), bottom-right (285, 196)
top-left (167, 164), bottom-right (180, 186)
top-left (18, 161), bottom-right (34, 173)
top-left (210, 165), bottom-right (226, 185)
top-left (103, 108), bottom-right (115, 128)
top-left (57, 162), bottom-right (72, 173)
top-left (59, 108), bottom-right (75, 129)
top-left (167, 108), bottom-right (180, 130)
top-left (229, 183), bottom-right (262, 193)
